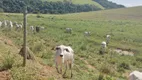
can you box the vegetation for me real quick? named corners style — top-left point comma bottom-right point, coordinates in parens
top-left (0, 6), bottom-right (142, 80)
top-left (94, 0), bottom-right (125, 9)
top-left (0, 0), bottom-right (124, 14)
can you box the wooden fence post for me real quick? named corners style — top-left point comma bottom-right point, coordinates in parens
top-left (23, 7), bottom-right (27, 67)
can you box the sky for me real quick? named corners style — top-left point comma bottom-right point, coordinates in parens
top-left (108, 0), bottom-right (142, 7)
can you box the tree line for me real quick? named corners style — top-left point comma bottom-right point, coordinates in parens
top-left (0, 0), bottom-right (125, 14)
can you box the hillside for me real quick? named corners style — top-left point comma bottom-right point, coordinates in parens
top-left (0, 0), bottom-right (125, 14)
top-left (42, 0), bottom-right (105, 9)
top-left (42, 0), bottom-right (125, 10)
top-left (59, 6), bottom-right (142, 21)
top-left (0, 6), bottom-right (142, 80)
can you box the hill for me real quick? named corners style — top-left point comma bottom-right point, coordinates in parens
top-left (42, 0), bottom-right (105, 9)
top-left (0, 6), bottom-right (142, 80)
top-left (0, 0), bottom-right (125, 14)
top-left (42, 0), bottom-right (125, 10)
top-left (59, 6), bottom-right (142, 21)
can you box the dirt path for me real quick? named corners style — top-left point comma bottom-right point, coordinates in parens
top-left (0, 70), bottom-right (11, 80)
top-left (80, 57), bottom-right (96, 70)
top-left (38, 63), bottom-right (63, 80)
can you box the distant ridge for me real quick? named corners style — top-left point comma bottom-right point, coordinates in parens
top-left (0, 0), bottom-right (125, 14)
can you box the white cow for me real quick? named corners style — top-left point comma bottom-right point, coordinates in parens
top-left (66, 28), bottom-right (72, 34)
top-left (100, 41), bottom-right (107, 54)
top-left (101, 41), bottom-right (107, 48)
top-left (40, 26), bottom-right (45, 30)
top-left (8, 21), bottom-right (13, 30)
top-left (16, 24), bottom-right (22, 31)
top-left (55, 45), bottom-right (74, 78)
top-left (84, 31), bottom-right (91, 36)
top-left (13, 21), bottom-right (17, 26)
top-left (106, 35), bottom-right (111, 45)
top-left (2, 20), bottom-right (7, 27)
top-left (30, 26), bottom-right (34, 32)
top-left (129, 71), bottom-right (142, 80)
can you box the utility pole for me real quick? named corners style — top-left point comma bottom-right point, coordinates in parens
top-left (23, 7), bottom-right (27, 67)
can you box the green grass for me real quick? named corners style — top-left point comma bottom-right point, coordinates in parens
top-left (0, 6), bottom-right (142, 80)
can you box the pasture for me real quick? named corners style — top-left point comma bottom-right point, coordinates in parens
top-left (0, 6), bottom-right (142, 80)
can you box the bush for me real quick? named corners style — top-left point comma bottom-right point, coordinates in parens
top-left (118, 62), bottom-right (130, 70)
top-left (104, 75), bottom-right (115, 80)
top-left (109, 59), bottom-right (116, 64)
top-left (36, 13), bottom-right (44, 18)
top-left (98, 73), bottom-right (104, 80)
top-left (100, 64), bottom-right (112, 75)
top-left (136, 57), bottom-right (142, 62)
top-left (117, 67), bottom-right (125, 73)
top-left (0, 51), bottom-right (15, 71)
top-left (11, 66), bottom-right (38, 80)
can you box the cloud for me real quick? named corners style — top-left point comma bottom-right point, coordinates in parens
top-left (108, 0), bottom-right (142, 7)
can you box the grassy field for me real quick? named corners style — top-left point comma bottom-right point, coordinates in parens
top-left (0, 6), bottom-right (142, 80)
top-left (42, 0), bottom-right (104, 9)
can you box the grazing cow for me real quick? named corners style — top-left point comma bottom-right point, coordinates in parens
top-left (66, 28), bottom-right (72, 34)
top-left (8, 21), bottom-right (13, 30)
top-left (13, 21), bottom-right (17, 26)
top-left (30, 26), bottom-right (34, 33)
top-left (55, 45), bottom-right (74, 78)
top-left (19, 24), bottom-right (22, 29)
top-left (99, 41), bottom-right (107, 54)
top-left (84, 31), bottom-right (91, 36)
top-left (129, 71), bottom-right (142, 80)
top-left (16, 24), bottom-right (22, 31)
top-left (106, 35), bottom-right (111, 45)
top-left (36, 26), bottom-right (40, 32)
top-left (2, 20), bottom-right (7, 28)
top-left (40, 26), bottom-right (45, 30)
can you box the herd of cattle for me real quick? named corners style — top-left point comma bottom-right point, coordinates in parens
top-left (0, 20), bottom-right (22, 31)
top-left (0, 20), bottom-right (141, 79)
top-left (0, 20), bottom-right (44, 33)
top-left (59, 28), bottom-right (142, 79)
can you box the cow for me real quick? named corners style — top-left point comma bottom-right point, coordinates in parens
top-left (30, 26), bottom-right (34, 33)
top-left (55, 45), bottom-right (74, 78)
top-left (40, 26), bottom-right (45, 30)
top-left (16, 24), bottom-right (22, 31)
top-left (129, 71), bottom-right (142, 80)
top-left (66, 28), bottom-right (72, 34)
top-left (106, 34), bottom-right (111, 45)
top-left (8, 21), bottom-right (13, 30)
top-left (36, 26), bottom-right (40, 32)
top-left (2, 20), bottom-right (7, 28)
top-left (84, 31), bottom-right (91, 36)
top-left (99, 41), bottom-right (107, 54)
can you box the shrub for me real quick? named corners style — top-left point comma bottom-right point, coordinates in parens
top-left (136, 57), bottom-right (142, 62)
top-left (117, 67), bottom-right (125, 73)
top-left (0, 51), bottom-right (15, 71)
top-left (98, 73), bottom-right (104, 80)
top-left (11, 66), bottom-right (38, 80)
top-left (104, 75), bottom-right (115, 80)
top-left (109, 59), bottom-right (116, 64)
top-left (118, 62), bottom-right (130, 70)
top-left (100, 64), bottom-right (112, 75)
top-left (36, 13), bottom-right (44, 18)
